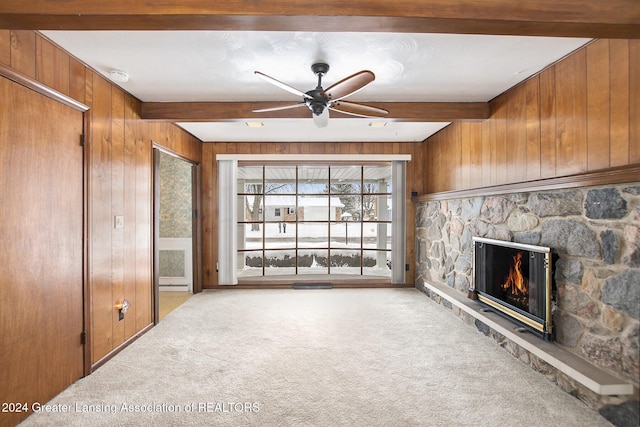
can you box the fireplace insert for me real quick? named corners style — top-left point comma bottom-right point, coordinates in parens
top-left (471, 237), bottom-right (553, 340)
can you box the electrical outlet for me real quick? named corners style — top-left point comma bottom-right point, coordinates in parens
top-left (114, 215), bottom-right (124, 229)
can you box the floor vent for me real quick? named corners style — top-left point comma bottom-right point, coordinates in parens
top-left (292, 283), bottom-right (333, 290)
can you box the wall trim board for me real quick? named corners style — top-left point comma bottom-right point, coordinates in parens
top-left (152, 140), bottom-right (200, 165)
top-left (414, 163), bottom-right (640, 202)
top-left (0, 62), bottom-right (88, 112)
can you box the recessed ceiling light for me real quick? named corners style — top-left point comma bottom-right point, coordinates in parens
top-left (109, 69), bottom-right (130, 82)
top-left (245, 122), bottom-right (264, 128)
top-left (369, 122), bottom-right (387, 128)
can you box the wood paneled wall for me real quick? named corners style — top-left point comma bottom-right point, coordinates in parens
top-left (0, 30), bottom-right (201, 366)
top-left (201, 142), bottom-right (424, 286)
top-left (424, 39), bottom-right (640, 194)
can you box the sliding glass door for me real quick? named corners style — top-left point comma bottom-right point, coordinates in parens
top-left (237, 163), bottom-right (392, 279)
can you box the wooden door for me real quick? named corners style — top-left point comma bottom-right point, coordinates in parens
top-left (0, 76), bottom-right (84, 427)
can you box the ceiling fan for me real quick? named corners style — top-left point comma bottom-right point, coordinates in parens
top-left (253, 63), bottom-right (389, 128)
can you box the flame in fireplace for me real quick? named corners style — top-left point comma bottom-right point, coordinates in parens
top-left (501, 252), bottom-right (529, 303)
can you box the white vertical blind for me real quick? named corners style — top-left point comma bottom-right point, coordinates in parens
top-left (218, 159), bottom-right (238, 285)
top-left (391, 161), bottom-right (406, 284)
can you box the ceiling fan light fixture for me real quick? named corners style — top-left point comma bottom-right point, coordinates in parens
top-left (109, 69), bottom-right (130, 82)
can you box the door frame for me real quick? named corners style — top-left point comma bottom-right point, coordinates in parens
top-left (152, 145), bottom-right (202, 324)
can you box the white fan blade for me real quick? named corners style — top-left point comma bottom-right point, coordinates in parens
top-left (252, 103), bottom-right (306, 113)
top-left (255, 71), bottom-right (312, 99)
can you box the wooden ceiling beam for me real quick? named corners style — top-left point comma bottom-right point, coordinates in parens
top-left (141, 101), bottom-right (490, 122)
top-left (1, 1), bottom-right (638, 38)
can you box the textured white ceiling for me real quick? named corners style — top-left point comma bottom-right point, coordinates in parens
top-left (42, 31), bottom-right (590, 142)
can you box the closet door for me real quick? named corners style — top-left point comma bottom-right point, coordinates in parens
top-left (0, 76), bottom-right (84, 427)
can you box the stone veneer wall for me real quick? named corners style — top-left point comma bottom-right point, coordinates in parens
top-left (415, 183), bottom-right (639, 427)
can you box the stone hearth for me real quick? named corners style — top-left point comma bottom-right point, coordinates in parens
top-left (415, 182), bottom-right (640, 427)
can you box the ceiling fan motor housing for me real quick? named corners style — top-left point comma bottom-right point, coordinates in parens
top-left (311, 62), bottom-right (330, 76)
top-left (307, 63), bottom-right (331, 115)
top-left (305, 88), bottom-right (328, 116)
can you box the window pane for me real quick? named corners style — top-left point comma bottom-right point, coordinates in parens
top-left (363, 250), bottom-right (391, 277)
top-left (330, 166), bottom-right (361, 194)
top-left (363, 222), bottom-right (392, 250)
top-left (264, 250), bottom-right (296, 276)
top-left (330, 250), bottom-right (361, 275)
top-left (238, 251), bottom-right (263, 278)
top-left (363, 194), bottom-right (391, 221)
top-left (238, 166), bottom-right (263, 193)
top-left (239, 223), bottom-right (263, 251)
top-left (298, 195), bottom-right (330, 221)
top-left (235, 161), bottom-right (400, 281)
top-left (298, 166), bottom-right (328, 194)
top-left (363, 165), bottom-right (391, 193)
top-left (298, 250), bottom-right (328, 274)
top-left (265, 166), bottom-right (296, 194)
top-left (329, 221), bottom-right (361, 249)
top-left (238, 195), bottom-right (263, 221)
top-left (264, 222), bottom-right (295, 249)
top-left (335, 194), bottom-right (361, 222)
top-left (264, 195), bottom-right (296, 222)
top-left (298, 222), bottom-right (328, 249)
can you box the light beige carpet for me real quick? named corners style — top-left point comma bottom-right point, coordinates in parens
top-left (20, 289), bottom-right (612, 426)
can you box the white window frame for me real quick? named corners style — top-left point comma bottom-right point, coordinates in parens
top-left (217, 154), bottom-right (410, 285)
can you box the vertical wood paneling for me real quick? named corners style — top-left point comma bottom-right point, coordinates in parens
top-left (525, 77), bottom-right (541, 180)
top-left (90, 72), bottom-right (114, 363)
top-left (201, 143), bottom-right (215, 286)
top-left (69, 57), bottom-right (86, 104)
top-left (111, 87), bottom-right (126, 347)
top-left (469, 123), bottom-right (482, 187)
top-left (480, 119), bottom-right (491, 186)
top-left (460, 122), bottom-right (472, 188)
top-left (539, 66), bottom-right (557, 178)
top-left (586, 40), bottom-right (611, 170)
top-left (10, 30), bottom-right (36, 79)
top-left (135, 118), bottom-right (152, 332)
top-left (552, 48), bottom-right (588, 176)
top-left (2, 29), bottom-right (200, 372)
top-left (488, 114), bottom-right (497, 185)
top-left (123, 94), bottom-right (138, 340)
top-left (452, 125), bottom-right (463, 189)
top-left (493, 97), bottom-right (508, 185)
top-left (36, 35), bottom-right (70, 96)
top-left (506, 84), bottom-right (527, 183)
top-left (629, 40), bottom-right (640, 164)
top-left (0, 30), bottom-right (10, 65)
top-left (610, 39), bottom-right (630, 166)
top-left (424, 39), bottom-right (637, 194)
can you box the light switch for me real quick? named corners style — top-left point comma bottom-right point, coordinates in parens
top-left (114, 215), bottom-right (124, 229)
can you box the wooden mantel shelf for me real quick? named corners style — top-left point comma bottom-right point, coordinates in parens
top-left (423, 281), bottom-right (634, 396)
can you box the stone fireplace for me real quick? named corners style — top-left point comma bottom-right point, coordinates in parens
top-left (471, 237), bottom-right (553, 340)
top-left (415, 182), bottom-right (640, 426)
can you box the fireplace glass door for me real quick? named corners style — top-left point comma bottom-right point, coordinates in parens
top-left (473, 237), bottom-right (552, 340)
